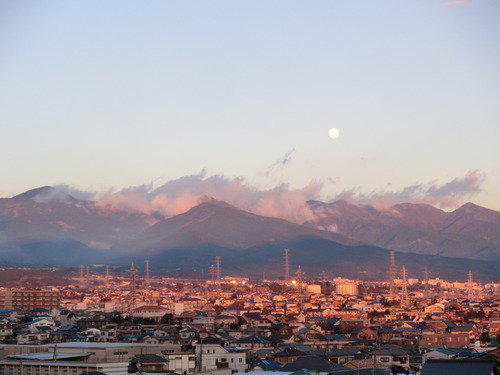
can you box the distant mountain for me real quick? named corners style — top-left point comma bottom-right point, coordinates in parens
top-left (306, 200), bottom-right (500, 261)
top-left (0, 186), bottom-right (151, 250)
top-left (136, 200), bottom-right (358, 254)
top-left (0, 187), bottom-right (499, 280)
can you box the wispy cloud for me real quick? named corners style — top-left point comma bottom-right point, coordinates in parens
top-left (330, 170), bottom-right (485, 209)
top-left (265, 149), bottom-right (296, 178)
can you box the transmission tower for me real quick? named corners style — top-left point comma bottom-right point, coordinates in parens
top-left (129, 262), bottom-right (136, 312)
top-left (215, 256), bottom-right (221, 281)
top-left (423, 267), bottom-right (430, 298)
top-left (401, 265), bottom-right (409, 308)
top-left (467, 271), bottom-right (473, 299)
top-left (284, 249), bottom-right (290, 283)
top-left (389, 251), bottom-right (396, 296)
top-left (295, 266), bottom-right (305, 312)
top-left (208, 264), bottom-right (216, 281)
top-left (145, 260), bottom-right (150, 288)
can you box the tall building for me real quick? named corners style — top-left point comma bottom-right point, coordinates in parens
top-left (0, 289), bottom-right (60, 310)
top-left (334, 279), bottom-right (359, 296)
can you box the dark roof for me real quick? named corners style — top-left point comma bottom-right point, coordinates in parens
top-left (326, 348), bottom-right (360, 357)
top-left (373, 347), bottom-right (409, 356)
top-left (281, 355), bottom-right (350, 372)
top-left (234, 335), bottom-right (271, 344)
top-left (254, 359), bottom-right (282, 370)
top-left (136, 354), bottom-right (168, 363)
top-left (273, 347), bottom-right (309, 357)
top-left (200, 336), bottom-right (224, 345)
top-left (420, 359), bottom-right (499, 375)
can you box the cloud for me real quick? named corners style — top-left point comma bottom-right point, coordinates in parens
top-left (31, 184), bottom-right (97, 204)
top-left (68, 169), bottom-right (486, 224)
top-left (443, 0), bottom-right (470, 9)
top-left (97, 171), bottom-right (322, 223)
top-left (328, 170), bottom-right (485, 209)
top-left (265, 149), bottom-right (296, 178)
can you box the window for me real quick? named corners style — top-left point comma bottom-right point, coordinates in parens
top-left (379, 357), bottom-right (390, 363)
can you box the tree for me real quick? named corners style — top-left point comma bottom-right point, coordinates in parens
top-left (161, 313), bottom-right (174, 324)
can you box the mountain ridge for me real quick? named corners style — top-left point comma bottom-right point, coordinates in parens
top-left (0, 186), bottom-right (498, 280)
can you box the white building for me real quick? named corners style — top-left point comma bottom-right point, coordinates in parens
top-left (194, 343), bottom-right (248, 373)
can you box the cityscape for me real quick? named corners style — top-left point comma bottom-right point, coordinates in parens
top-left (2, 1), bottom-right (500, 375)
top-left (0, 249), bottom-right (498, 374)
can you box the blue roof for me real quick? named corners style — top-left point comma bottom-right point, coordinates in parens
top-left (255, 359), bottom-right (282, 370)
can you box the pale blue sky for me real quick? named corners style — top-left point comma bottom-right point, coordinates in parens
top-left (1, 0), bottom-right (499, 211)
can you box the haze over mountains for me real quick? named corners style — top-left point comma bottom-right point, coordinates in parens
top-left (0, 186), bottom-right (498, 280)
top-left (306, 200), bottom-right (500, 261)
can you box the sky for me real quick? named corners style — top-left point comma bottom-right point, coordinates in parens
top-left (1, 0), bottom-right (499, 217)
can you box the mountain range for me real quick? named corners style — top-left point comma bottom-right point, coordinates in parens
top-left (306, 200), bottom-right (500, 261)
top-left (0, 186), bottom-right (498, 281)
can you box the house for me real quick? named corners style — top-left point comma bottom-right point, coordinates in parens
top-left (272, 347), bottom-right (309, 365)
top-left (234, 335), bottom-right (272, 352)
top-left (280, 355), bottom-right (351, 373)
top-left (27, 317), bottom-right (56, 332)
top-left (419, 332), bottom-right (470, 348)
top-left (131, 305), bottom-right (168, 322)
top-left (372, 347), bottom-right (410, 370)
top-left (193, 342), bottom-right (248, 372)
top-left (129, 354), bottom-right (168, 373)
top-left (325, 348), bottom-right (360, 365)
top-left (422, 348), bottom-right (456, 364)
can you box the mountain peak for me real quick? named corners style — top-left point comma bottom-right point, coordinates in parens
top-left (197, 196), bottom-right (238, 210)
top-left (12, 186), bottom-right (79, 204)
top-left (451, 202), bottom-right (500, 222)
top-left (13, 186), bottom-right (54, 200)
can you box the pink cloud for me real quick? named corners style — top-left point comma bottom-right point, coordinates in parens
top-left (97, 172), bottom-right (322, 223)
top-left (329, 170), bottom-right (485, 210)
top-left (94, 169), bottom-right (485, 224)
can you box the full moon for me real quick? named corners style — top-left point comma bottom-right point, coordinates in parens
top-left (328, 128), bottom-right (340, 139)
